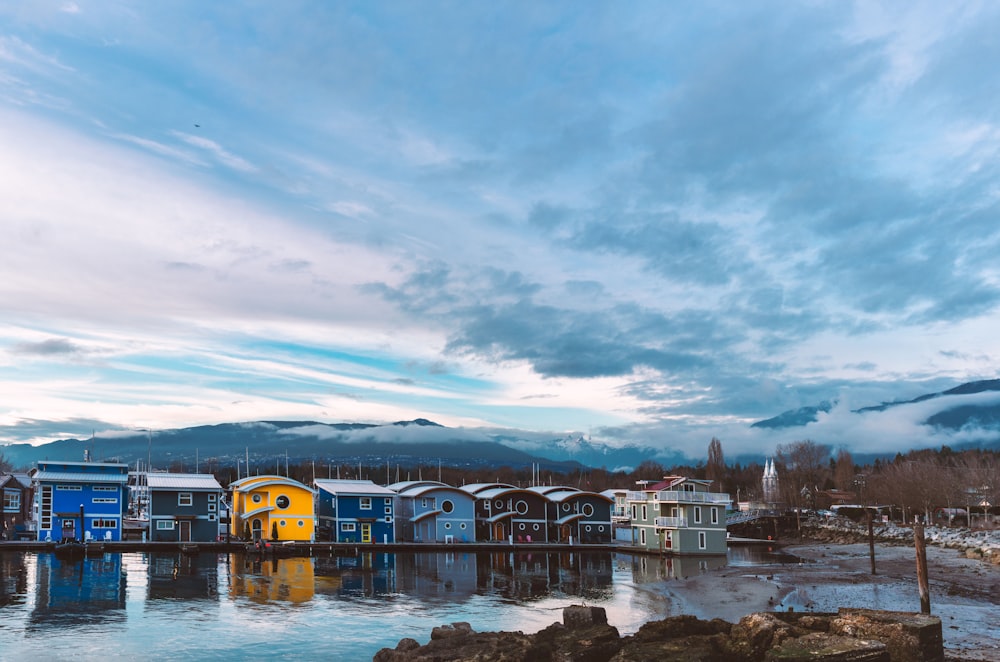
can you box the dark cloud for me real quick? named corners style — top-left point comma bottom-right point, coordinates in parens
top-left (11, 338), bottom-right (85, 357)
top-left (0, 417), bottom-right (113, 444)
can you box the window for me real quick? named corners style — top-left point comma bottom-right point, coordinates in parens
top-left (631, 505), bottom-right (637, 520)
top-left (252, 493), bottom-right (262, 503)
top-left (640, 529), bottom-right (646, 545)
top-left (641, 505), bottom-right (647, 521)
top-left (515, 500), bottom-right (528, 515)
top-left (157, 520), bottom-right (175, 530)
top-left (444, 522), bottom-right (451, 529)
top-left (460, 523), bottom-right (467, 529)
top-left (585, 525), bottom-right (592, 532)
top-left (208, 514), bottom-right (216, 521)
top-left (711, 507), bottom-right (718, 524)
top-left (208, 504), bottom-right (216, 512)
top-left (93, 486), bottom-right (117, 492)
top-left (56, 485), bottom-right (81, 491)
top-left (93, 519), bottom-right (118, 529)
top-left (342, 523), bottom-right (356, 532)
top-left (279, 520), bottom-right (286, 527)
top-left (360, 497), bottom-right (372, 510)
top-left (178, 493), bottom-right (193, 507)
top-left (384, 498), bottom-right (391, 505)
top-left (562, 503), bottom-right (571, 512)
top-left (92, 498), bottom-right (118, 503)
top-left (421, 498), bottom-right (428, 508)
top-left (297, 520), bottom-right (304, 527)
top-left (3, 489), bottom-right (20, 512)
top-left (384, 516), bottom-right (391, 523)
top-left (208, 494), bottom-right (217, 502)
top-left (384, 506), bottom-right (391, 514)
top-left (441, 500), bottom-right (454, 513)
top-left (698, 531), bottom-right (706, 549)
top-left (582, 503), bottom-right (594, 517)
top-left (275, 495), bottom-right (290, 509)
top-left (694, 506), bottom-right (702, 524)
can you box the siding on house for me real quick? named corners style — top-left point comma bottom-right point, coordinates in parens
top-left (31, 461), bottom-right (129, 542)
top-left (626, 476), bottom-right (731, 555)
top-left (230, 475), bottom-right (316, 542)
top-left (147, 472), bottom-right (224, 542)
top-left (314, 479), bottom-right (396, 543)
top-left (388, 480), bottom-right (476, 542)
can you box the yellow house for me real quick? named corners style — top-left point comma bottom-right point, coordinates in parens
top-left (229, 475), bottom-right (316, 542)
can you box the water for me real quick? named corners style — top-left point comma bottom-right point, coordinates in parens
top-left (0, 550), bottom-right (678, 661)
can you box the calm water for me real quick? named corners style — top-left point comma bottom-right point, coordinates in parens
top-left (0, 547), bottom-right (785, 661)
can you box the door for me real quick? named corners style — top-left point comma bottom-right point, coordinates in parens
top-left (61, 518), bottom-right (75, 541)
top-left (493, 522), bottom-right (504, 541)
top-left (251, 519), bottom-right (263, 541)
top-left (179, 520), bottom-right (191, 542)
top-left (361, 523), bottom-right (371, 543)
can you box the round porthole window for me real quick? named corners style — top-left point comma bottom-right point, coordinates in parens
top-left (444, 522), bottom-right (451, 529)
top-left (251, 494), bottom-right (262, 503)
top-left (598, 525), bottom-right (604, 532)
top-left (562, 503), bottom-right (571, 512)
top-left (441, 499), bottom-right (454, 513)
top-left (460, 523), bottom-right (467, 529)
top-left (533, 524), bottom-right (539, 531)
top-left (275, 495), bottom-right (290, 509)
top-left (519, 523), bottom-right (526, 530)
top-left (585, 525), bottom-right (592, 532)
top-left (495, 500), bottom-right (504, 510)
top-left (582, 504), bottom-right (594, 517)
top-left (297, 520), bottom-right (304, 527)
top-left (279, 520), bottom-right (286, 527)
top-left (515, 500), bottom-right (528, 515)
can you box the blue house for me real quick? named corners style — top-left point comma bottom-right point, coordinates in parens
top-left (31, 460), bottom-right (129, 542)
top-left (313, 479), bottom-right (395, 543)
top-left (147, 472), bottom-right (224, 542)
top-left (388, 480), bottom-right (477, 542)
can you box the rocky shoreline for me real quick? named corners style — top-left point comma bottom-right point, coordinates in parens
top-left (374, 604), bottom-right (944, 661)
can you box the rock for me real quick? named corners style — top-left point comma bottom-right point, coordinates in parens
top-left (764, 633), bottom-right (889, 661)
top-left (831, 609), bottom-right (943, 662)
top-left (563, 605), bottom-right (609, 629)
top-left (431, 621), bottom-right (474, 640)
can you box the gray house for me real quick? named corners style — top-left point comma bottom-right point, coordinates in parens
top-left (627, 476), bottom-right (731, 555)
top-left (147, 473), bottom-right (224, 542)
top-left (389, 480), bottom-right (477, 542)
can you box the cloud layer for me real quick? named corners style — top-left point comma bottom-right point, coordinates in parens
top-left (2, 2), bottom-right (1000, 460)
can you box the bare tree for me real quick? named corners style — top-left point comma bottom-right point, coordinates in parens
top-left (833, 448), bottom-right (855, 491)
top-left (0, 450), bottom-right (12, 474)
top-left (706, 438), bottom-right (725, 492)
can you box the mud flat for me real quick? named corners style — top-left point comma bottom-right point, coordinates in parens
top-left (631, 541), bottom-right (999, 660)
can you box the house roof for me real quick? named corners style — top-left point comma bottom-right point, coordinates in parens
top-left (526, 485), bottom-right (580, 495)
top-left (387, 480), bottom-right (448, 494)
top-left (230, 475), bottom-right (314, 493)
top-left (313, 479), bottom-right (395, 496)
top-left (32, 471), bottom-right (130, 485)
top-left (475, 487), bottom-right (540, 500)
top-left (1, 473), bottom-right (31, 489)
top-left (459, 482), bottom-right (516, 495)
top-left (147, 473), bottom-right (223, 491)
top-left (393, 484), bottom-right (473, 499)
top-left (545, 489), bottom-right (613, 504)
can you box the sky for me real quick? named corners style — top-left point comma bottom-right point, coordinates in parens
top-left (3, 1), bottom-right (1000, 460)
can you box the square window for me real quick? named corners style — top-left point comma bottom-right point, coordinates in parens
top-left (360, 497), bottom-right (372, 510)
top-left (384, 516), bottom-right (391, 523)
top-left (384, 506), bottom-right (391, 514)
top-left (208, 504), bottom-right (216, 512)
top-left (208, 494), bottom-right (217, 502)
top-left (384, 497), bottom-right (391, 505)
top-left (178, 493), bottom-right (193, 507)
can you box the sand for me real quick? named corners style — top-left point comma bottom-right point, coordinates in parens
top-left (629, 541), bottom-right (1000, 660)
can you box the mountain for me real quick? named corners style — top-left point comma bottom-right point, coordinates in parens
top-left (750, 378), bottom-right (1000, 451)
top-left (493, 434), bottom-right (680, 472)
top-left (0, 420), bottom-right (590, 473)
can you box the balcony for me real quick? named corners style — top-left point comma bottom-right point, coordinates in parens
top-left (625, 491), bottom-right (648, 502)
top-left (654, 516), bottom-right (688, 528)
top-left (654, 490), bottom-right (730, 505)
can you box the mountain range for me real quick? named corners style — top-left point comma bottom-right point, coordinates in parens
top-left (3, 379), bottom-right (1000, 472)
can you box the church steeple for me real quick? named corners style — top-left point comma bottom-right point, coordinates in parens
top-left (762, 457), bottom-right (779, 504)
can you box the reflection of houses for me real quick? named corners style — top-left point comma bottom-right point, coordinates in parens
top-left (31, 461), bottom-right (129, 542)
top-left (147, 552), bottom-right (220, 600)
top-left (393, 552), bottom-right (477, 598)
top-left (628, 552), bottom-right (727, 582)
top-left (475, 551), bottom-right (614, 600)
top-left (2, 472), bottom-right (33, 539)
top-left (148, 473), bottom-right (224, 542)
top-left (388, 480), bottom-right (476, 542)
top-left (0, 550), bottom-right (28, 607)
top-left (314, 552), bottom-right (397, 598)
top-left (528, 486), bottom-right (613, 544)
top-left (30, 554), bottom-right (126, 627)
top-left (229, 475), bottom-right (315, 541)
top-left (229, 556), bottom-right (315, 603)
top-left (460, 483), bottom-right (548, 543)
top-left (314, 479), bottom-right (395, 543)
top-left (627, 476), bottom-right (731, 554)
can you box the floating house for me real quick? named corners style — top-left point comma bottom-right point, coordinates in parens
top-left (627, 476), bottom-right (731, 554)
top-left (600, 488), bottom-right (631, 524)
top-left (229, 475), bottom-right (316, 542)
top-left (461, 483), bottom-right (548, 543)
top-left (388, 480), bottom-right (476, 542)
top-left (1, 472), bottom-right (33, 540)
top-left (31, 460), bottom-right (129, 542)
top-left (528, 485), bottom-right (614, 544)
top-left (313, 479), bottom-right (396, 543)
top-left (147, 472), bottom-right (224, 542)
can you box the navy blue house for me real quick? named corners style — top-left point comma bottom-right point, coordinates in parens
top-left (31, 460), bottom-right (129, 542)
top-left (313, 479), bottom-right (396, 543)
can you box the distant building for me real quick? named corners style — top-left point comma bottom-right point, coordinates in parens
top-left (627, 476), bottom-right (731, 554)
top-left (528, 485), bottom-right (614, 544)
top-left (762, 458), bottom-right (780, 505)
top-left (229, 475), bottom-right (316, 542)
top-left (460, 483), bottom-right (548, 542)
top-left (31, 460), bottom-right (129, 542)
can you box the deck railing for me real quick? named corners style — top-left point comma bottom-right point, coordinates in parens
top-left (654, 490), bottom-right (731, 505)
top-left (654, 516), bottom-right (688, 528)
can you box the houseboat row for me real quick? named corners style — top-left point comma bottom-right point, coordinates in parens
top-left (2, 460), bottom-right (732, 555)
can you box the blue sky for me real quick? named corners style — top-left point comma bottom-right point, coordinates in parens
top-left (3, 1), bottom-right (1000, 459)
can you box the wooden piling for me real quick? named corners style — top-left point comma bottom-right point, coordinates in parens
top-left (914, 522), bottom-right (930, 614)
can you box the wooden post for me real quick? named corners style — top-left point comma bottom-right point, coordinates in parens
top-left (867, 508), bottom-right (876, 575)
top-left (914, 522), bottom-right (930, 614)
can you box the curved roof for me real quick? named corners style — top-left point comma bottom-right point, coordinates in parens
top-left (397, 484), bottom-right (476, 499)
top-left (545, 490), bottom-right (614, 504)
top-left (387, 480), bottom-right (448, 494)
top-left (459, 482), bottom-right (516, 495)
top-left (230, 475), bottom-right (315, 494)
top-left (475, 487), bottom-right (543, 501)
top-left (526, 485), bottom-right (580, 495)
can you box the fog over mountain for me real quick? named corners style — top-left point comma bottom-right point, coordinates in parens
top-left (3, 379), bottom-right (999, 473)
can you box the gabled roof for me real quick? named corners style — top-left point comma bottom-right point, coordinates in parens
top-left (313, 479), bottom-right (395, 496)
top-left (0, 473), bottom-right (31, 489)
top-left (147, 473), bottom-right (223, 491)
top-left (645, 476), bottom-right (711, 491)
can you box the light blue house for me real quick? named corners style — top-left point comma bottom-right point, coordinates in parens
top-left (388, 480), bottom-right (476, 542)
top-left (313, 479), bottom-right (396, 544)
top-left (32, 460), bottom-right (129, 542)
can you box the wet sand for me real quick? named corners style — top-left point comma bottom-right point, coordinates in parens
top-left (633, 542), bottom-right (1000, 660)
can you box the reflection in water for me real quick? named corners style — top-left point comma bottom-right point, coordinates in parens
top-left (1, 551), bottom-right (28, 608)
top-left (229, 554), bottom-right (316, 604)
top-left (627, 553), bottom-right (728, 583)
top-left (147, 552), bottom-right (220, 601)
top-left (30, 553), bottom-right (126, 629)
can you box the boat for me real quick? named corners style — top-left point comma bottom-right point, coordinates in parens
top-left (53, 539), bottom-right (86, 561)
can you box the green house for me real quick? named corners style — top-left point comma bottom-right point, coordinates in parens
top-left (627, 476), bottom-right (730, 555)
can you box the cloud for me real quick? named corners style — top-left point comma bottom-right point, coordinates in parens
top-left (10, 338), bottom-right (87, 357)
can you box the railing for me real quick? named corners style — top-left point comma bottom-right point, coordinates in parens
top-left (654, 490), bottom-right (731, 505)
top-left (625, 491), bottom-right (647, 502)
top-left (654, 516), bottom-right (688, 528)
